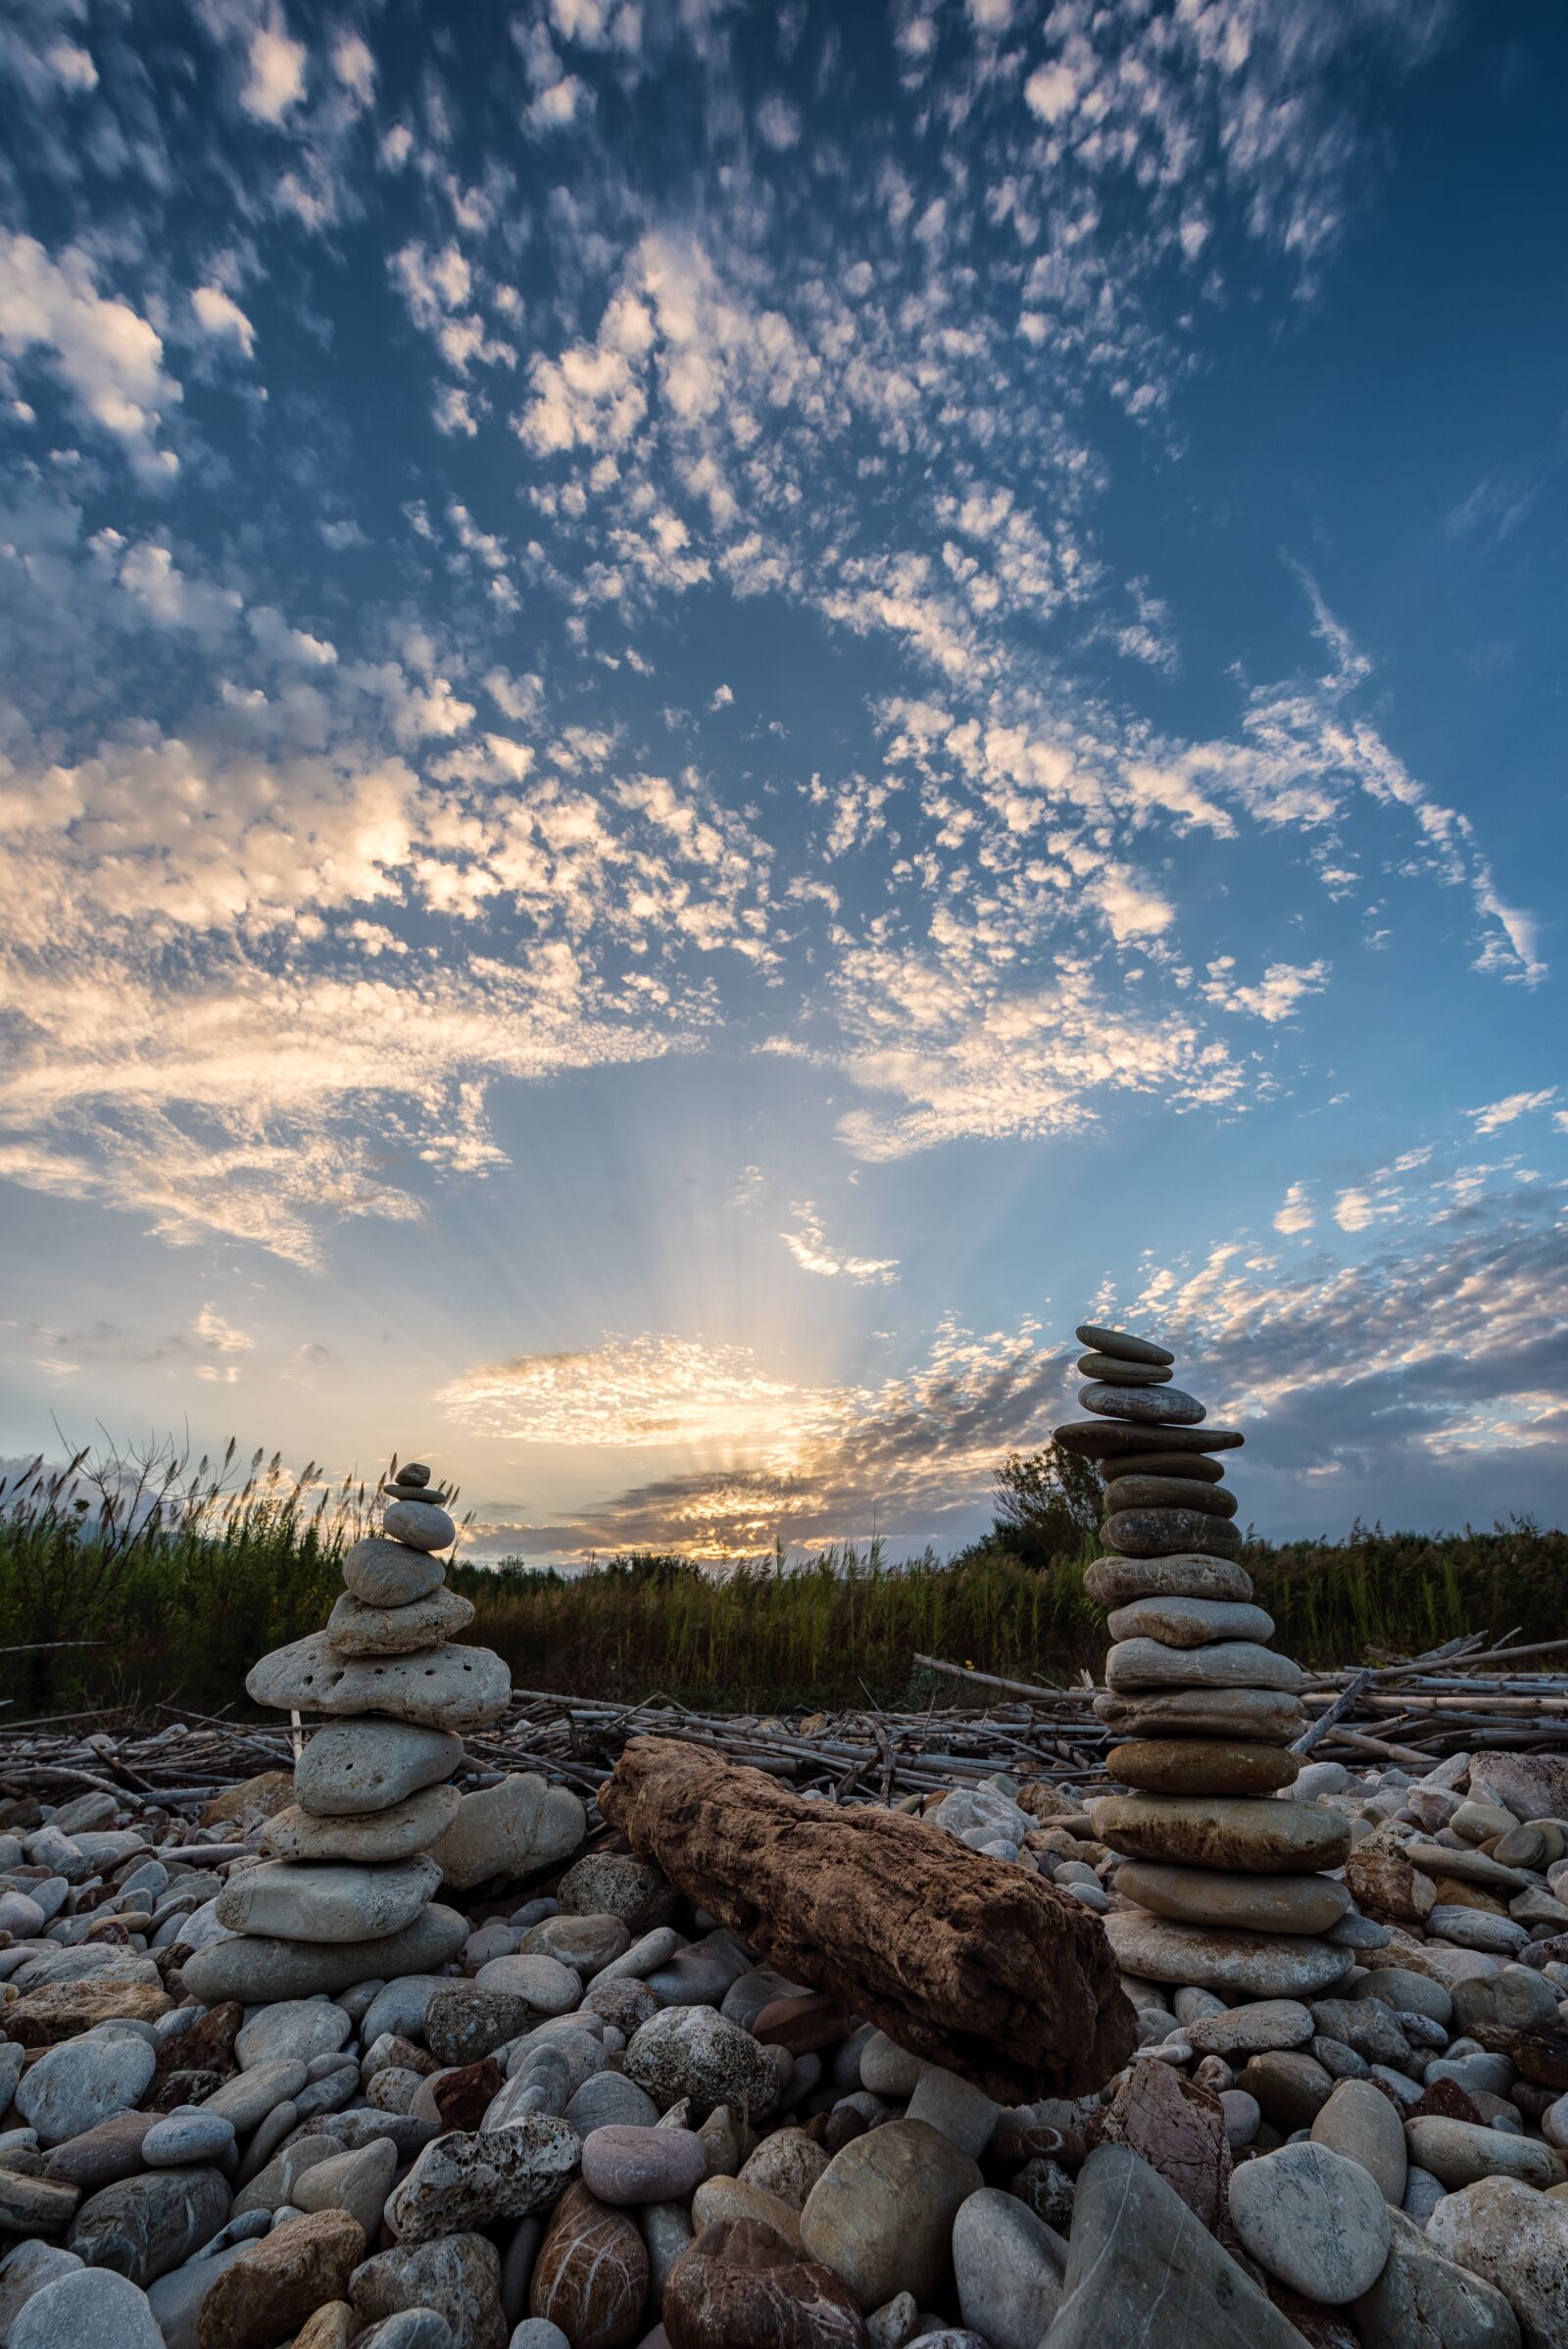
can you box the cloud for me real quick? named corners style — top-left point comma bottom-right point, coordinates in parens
top-left (0, 234), bottom-right (180, 470)
top-left (440, 1334), bottom-right (828, 1452)
top-left (194, 1303), bottom-right (253, 1354)
top-left (780, 1203), bottom-right (899, 1286)
top-left (1274, 1183), bottom-right (1314, 1237)
top-left (1469, 1088), bottom-right (1557, 1136)
top-left (1129, 1174), bottom-right (1568, 1531)
top-left (191, 286), bottom-right (256, 358)
top-left (450, 1318), bottom-right (1065, 1559)
top-left (1203, 958), bottom-right (1330, 1023)
top-left (240, 11), bottom-right (308, 124)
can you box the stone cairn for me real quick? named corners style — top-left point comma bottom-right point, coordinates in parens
top-left (1055, 1322), bottom-right (1357, 2001)
top-left (188, 1457), bottom-right (514, 2003)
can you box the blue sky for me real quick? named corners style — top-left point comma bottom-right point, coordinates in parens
top-left (1, 0), bottom-right (1564, 1562)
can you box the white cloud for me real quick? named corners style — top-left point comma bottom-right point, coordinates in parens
top-left (1468, 1088), bottom-right (1557, 1135)
top-left (447, 1317), bottom-right (1064, 1559)
top-left (1274, 1182), bottom-right (1314, 1236)
top-left (240, 11), bottom-right (308, 123)
top-left (191, 285), bottom-right (256, 358)
top-left (781, 1202), bottom-right (899, 1286)
top-left (194, 1303), bottom-right (253, 1354)
top-left (1335, 1187), bottom-right (1381, 1234)
top-left (0, 234), bottom-right (180, 469)
top-left (1025, 61), bottom-right (1078, 124)
top-left (441, 1333), bottom-right (822, 1450)
top-left (45, 40), bottom-right (98, 92)
top-left (756, 94), bottom-right (801, 151)
top-left (332, 32), bottom-right (375, 102)
top-left (1203, 957), bottom-right (1330, 1023)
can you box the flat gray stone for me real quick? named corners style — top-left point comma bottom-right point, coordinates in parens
top-left (1105, 1595), bottom-right (1271, 1647)
top-left (1228, 2141), bottom-right (1391, 2305)
top-left (1095, 1687), bottom-right (1304, 1742)
top-left (10, 2267), bottom-right (164, 2349)
top-left (325, 1586), bottom-right (476, 1655)
top-left (1427, 1906), bottom-right (1530, 1955)
top-left (247, 1635), bottom-right (511, 1731)
top-left (1185, 2001), bottom-right (1314, 2058)
top-left (0, 2244), bottom-right (82, 2338)
top-left (1106, 1912), bottom-right (1353, 1997)
top-left (181, 1905), bottom-right (467, 2003)
top-left (1105, 1638), bottom-right (1302, 1693)
top-left (140, 2113), bottom-right (238, 2167)
top-left (293, 1721), bottom-right (466, 1815)
top-left (1046, 2144), bottom-right (1308, 2349)
top-left (1075, 1323), bottom-right (1174, 1366)
top-left (16, 2032), bottom-right (156, 2147)
top-left (265, 1783), bottom-right (461, 1862)
top-left (216, 1854), bottom-right (441, 1941)
top-left (66, 2167), bottom-right (231, 2285)
top-left (1405, 2119), bottom-right (1563, 2191)
top-left (1310, 2078), bottom-right (1408, 2203)
top-left (1081, 1381), bottom-right (1206, 1424)
top-left (1086, 1554), bottom-right (1254, 1607)
top-left (236, 1999), bottom-right (353, 2070)
top-left (293, 2138), bottom-right (400, 2237)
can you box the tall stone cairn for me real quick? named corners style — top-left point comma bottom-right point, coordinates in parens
top-left (183, 1456), bottom-right (514, 2004)
top-left (1054, 1324), bottom-right (1356, 2000)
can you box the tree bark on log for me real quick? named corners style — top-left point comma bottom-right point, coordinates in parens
top-left (598, 1735), bottom-right (1136, 2101)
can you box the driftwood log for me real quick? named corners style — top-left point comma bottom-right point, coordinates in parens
top-left (599, 1735), bottom-right (1135, 2101)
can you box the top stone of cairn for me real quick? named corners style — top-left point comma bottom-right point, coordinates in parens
top-left (1075, 1322), bottom-right (1174, 1368)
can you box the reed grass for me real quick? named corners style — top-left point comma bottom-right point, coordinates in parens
top-left (0, 1436), bottom-right (1559, 1716)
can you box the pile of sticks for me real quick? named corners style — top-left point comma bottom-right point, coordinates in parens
top-left (4, 1630), bottom-right (1568, 1826)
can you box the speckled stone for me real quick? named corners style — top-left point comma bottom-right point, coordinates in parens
top-left (323, 1588), bottom-right (475, 1656)
top-left (245, 1635), bottom-right (510, 1733)
top-left (265, 1785), bottom-right (461, 1863)
top-left (293, 1723), bottom-right (465, 1818)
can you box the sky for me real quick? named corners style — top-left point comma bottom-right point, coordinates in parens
top-left (0, 0), bottom-right (1564, 1565)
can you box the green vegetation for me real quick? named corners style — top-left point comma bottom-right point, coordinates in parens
top-left (0, 1435), bottom-right (1560, 1719)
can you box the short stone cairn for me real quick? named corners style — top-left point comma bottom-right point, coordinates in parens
top-left (1056, 1323), bottom-right (1356, 1999)
top-left (185, 1456), bottom-right (514, 2004)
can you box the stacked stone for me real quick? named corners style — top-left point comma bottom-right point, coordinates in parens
top-left (186, 1457), bottom-right (513, 2005)
top-left (1055, 1324), bottom-right (1356, 2001)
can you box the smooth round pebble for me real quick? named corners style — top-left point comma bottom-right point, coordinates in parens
top-left (140, 2111), bottom-right (239, 2166)
top-left (1228, 2141), bottom-right (1393, 2305)
top-left (10, 2267), bottom-right (165, 2349)
top-left (581, 2124), bottom-right (708, 2205)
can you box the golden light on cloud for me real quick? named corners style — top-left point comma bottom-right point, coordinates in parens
top-left (437, 1333), bottom-right (847, 1454)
